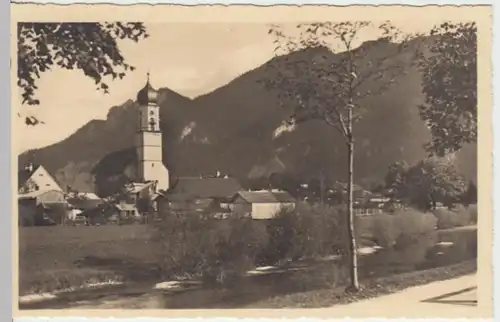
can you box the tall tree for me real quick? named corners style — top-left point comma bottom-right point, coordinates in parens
top-left (384, 160), bottom-right (410, 200)
top-left (418, 22), bottom-right (477, 156)
top-left (461, 180), bottom-right (478, 206)
top-left (263, 21), bottom-right (416, 291)
top-left (17, 22), bottom-right (148, 124)
top-left (394, 157), bottom-right (467, 211)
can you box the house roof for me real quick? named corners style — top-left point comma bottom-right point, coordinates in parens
top-left (125, 181), bottom-right (155, 194)
top-left (40, 202), bottom-right (68, 211)
top-left (18, 164), bottom-right (41, 189)
top-left (151, 193), bottom-right (164, 200)
top-left (67, 192), bottom-right (100, 200)
top-left (115, 203), bottom-right (137, 211)
top-left (235, 190), bottom-right (296, 203)
top-left (167, 177), bottom-right (243, 200)
top-left (18, 190), bottom-right (42, 200)
top-left (67, 197), bottom-right (103, 210)
top-left (332, 181), bottom-right (367, 192)
top-left (18, 189), bottom-right (64, 200)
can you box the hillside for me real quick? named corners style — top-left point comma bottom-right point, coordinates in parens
top-left (18, 37), bottom-right (477, 195)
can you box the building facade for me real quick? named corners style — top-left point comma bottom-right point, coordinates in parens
top-left (18, 164), bottom-right (67, 226)
top-left (18, 164), bottom-right (63, 195)
top-left (135, 73), bottom-right (170, 192)
top-left (232, 190), bottom-right (296, 220)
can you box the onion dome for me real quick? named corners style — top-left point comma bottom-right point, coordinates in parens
top-left (137, 73), bottom-right (159, 105)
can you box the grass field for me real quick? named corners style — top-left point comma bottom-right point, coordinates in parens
top-left (18, 225), bottom-right (162, 295)
top-left (18, 213), bottom-right (476, 297)
top-left (18, 219), bottom-right (377, 295)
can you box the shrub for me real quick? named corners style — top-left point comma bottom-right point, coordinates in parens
top-left (433, 206), bottom-right (472, 229)
top-left (395, 209), bottom-right (438, 235)
top-left (371, 213), bottom-right (400, 247)
top-left (362, 232), bottom-right (438, 275)
top-left (151, 211), bottom-right (268, 285)
top-left (361, 209), bottom-right (437, 248)
top-left (262, 203), bottom-right (347, 264)
top-left (467, 204), bottom-right (478, 224)
top-left (288, 261), bottom-right (349, 291)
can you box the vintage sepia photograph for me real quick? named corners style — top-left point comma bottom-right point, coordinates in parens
top-left (11, 3), bottom-right (492, 318)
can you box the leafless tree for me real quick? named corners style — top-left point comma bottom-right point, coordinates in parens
top-left (263, 21), bottom-right (418, 291)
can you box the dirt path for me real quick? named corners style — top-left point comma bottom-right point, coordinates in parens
top-left (318, 274), bottom-right (490, 318)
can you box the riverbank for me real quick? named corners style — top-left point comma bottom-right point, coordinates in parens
top-left (20, 222), bottom-right (477, 309)
top-left (18, 245), bottom-right (381, 305)
top-left (245, 260), bottom-right (477, 308)
top-left (18, 221), bottom-right (477, 299)
top-left (19, 260), bottom-right (477, 310)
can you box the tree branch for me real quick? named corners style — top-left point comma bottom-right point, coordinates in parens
top-left (325, 112), bottom-right (348, 140)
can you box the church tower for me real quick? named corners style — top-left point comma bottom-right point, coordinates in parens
top-left (135, 73), bottom-right (170, 192)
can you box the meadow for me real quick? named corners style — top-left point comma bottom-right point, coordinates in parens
top-left (18, 224), bottom-right (159, 295)
top-left (18, 206), bottom-right (477, 297)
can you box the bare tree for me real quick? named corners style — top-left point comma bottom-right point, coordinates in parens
top-left (263, 21), bottom-right (417, 291)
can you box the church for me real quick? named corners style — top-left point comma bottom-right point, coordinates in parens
top-left (122, 74), bottom-right (242, 215)
top-left (133, 73), bottom-right (170, 191)
top-left (119, 73), bottom-right (170, 211)
top-left (120, 74), bottom-right (295, 219)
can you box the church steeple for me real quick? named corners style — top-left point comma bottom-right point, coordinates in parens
top-left (134, 73), bottom-right (169, 192)
top-left (137, 72), bottom-right (159, 105)
top-left (137, 73), bottom-right (161, 132)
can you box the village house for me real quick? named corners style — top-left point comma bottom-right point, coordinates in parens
top-left (114, 201), bottom-right (141, 222)
top-left (83, 183), bottom-right (160, 225)
top-left (231, 189), bottom-right (296, 219)
top-left (18, 164), bottom-right (67, 226)
top-left (162, 176), bottom-right (243, 215)
top-left (74, 202), bottom-right (140, 226)
top-left (18, 163), bottom-right (63, 195)
top-left (121, 181), bottom-right (162, 213)
top-left (354, 193), bottom-right (405, 215)
top-left (66, 192), bottom-right (103, 220)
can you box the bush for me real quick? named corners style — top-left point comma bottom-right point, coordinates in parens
top-left (433, 206), bottom-right (473, 229)
top-left (152, 211), bottom-right (268, 285)
top-left (370, 213), bottom-right (400, 247)
top-left (261, 203), bottom-right (348, 264)
top-left (395, 209), bottom-right (438, 235)
top-left (363, 232), bottom-right (438, 274)
top-left (467, 204), bottom-right (478, 224)
top-left (288, 261), bottom-right (349, 291)
top-left (362, 209), bottom-right (437, 248)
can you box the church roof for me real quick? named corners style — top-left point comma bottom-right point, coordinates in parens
top-left (137, 74), bottom-right (159, 105)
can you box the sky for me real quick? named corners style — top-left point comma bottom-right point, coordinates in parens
top-left (15, 21), bottom-right (440, 154)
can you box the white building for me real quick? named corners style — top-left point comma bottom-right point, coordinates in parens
top-left (232, 189), bottom-right (296, 220)
top-left (18, 164), bottom-right (63, 195)
top-left (134, 73), bottom-right (170, 193)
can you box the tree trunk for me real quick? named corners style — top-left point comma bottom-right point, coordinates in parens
top-left (320, 170), bottom-right (324, 206)
top-left (347, 138), bottom-right (360, 291)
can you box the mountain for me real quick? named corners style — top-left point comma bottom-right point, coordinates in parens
top-left (18, 37), bottom-right (477, 196)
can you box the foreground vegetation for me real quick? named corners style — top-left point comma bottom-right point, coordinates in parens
top-left (246, 260), bottom-right (477, 308)
top-left (19, 203), bottom-right (477, 298)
